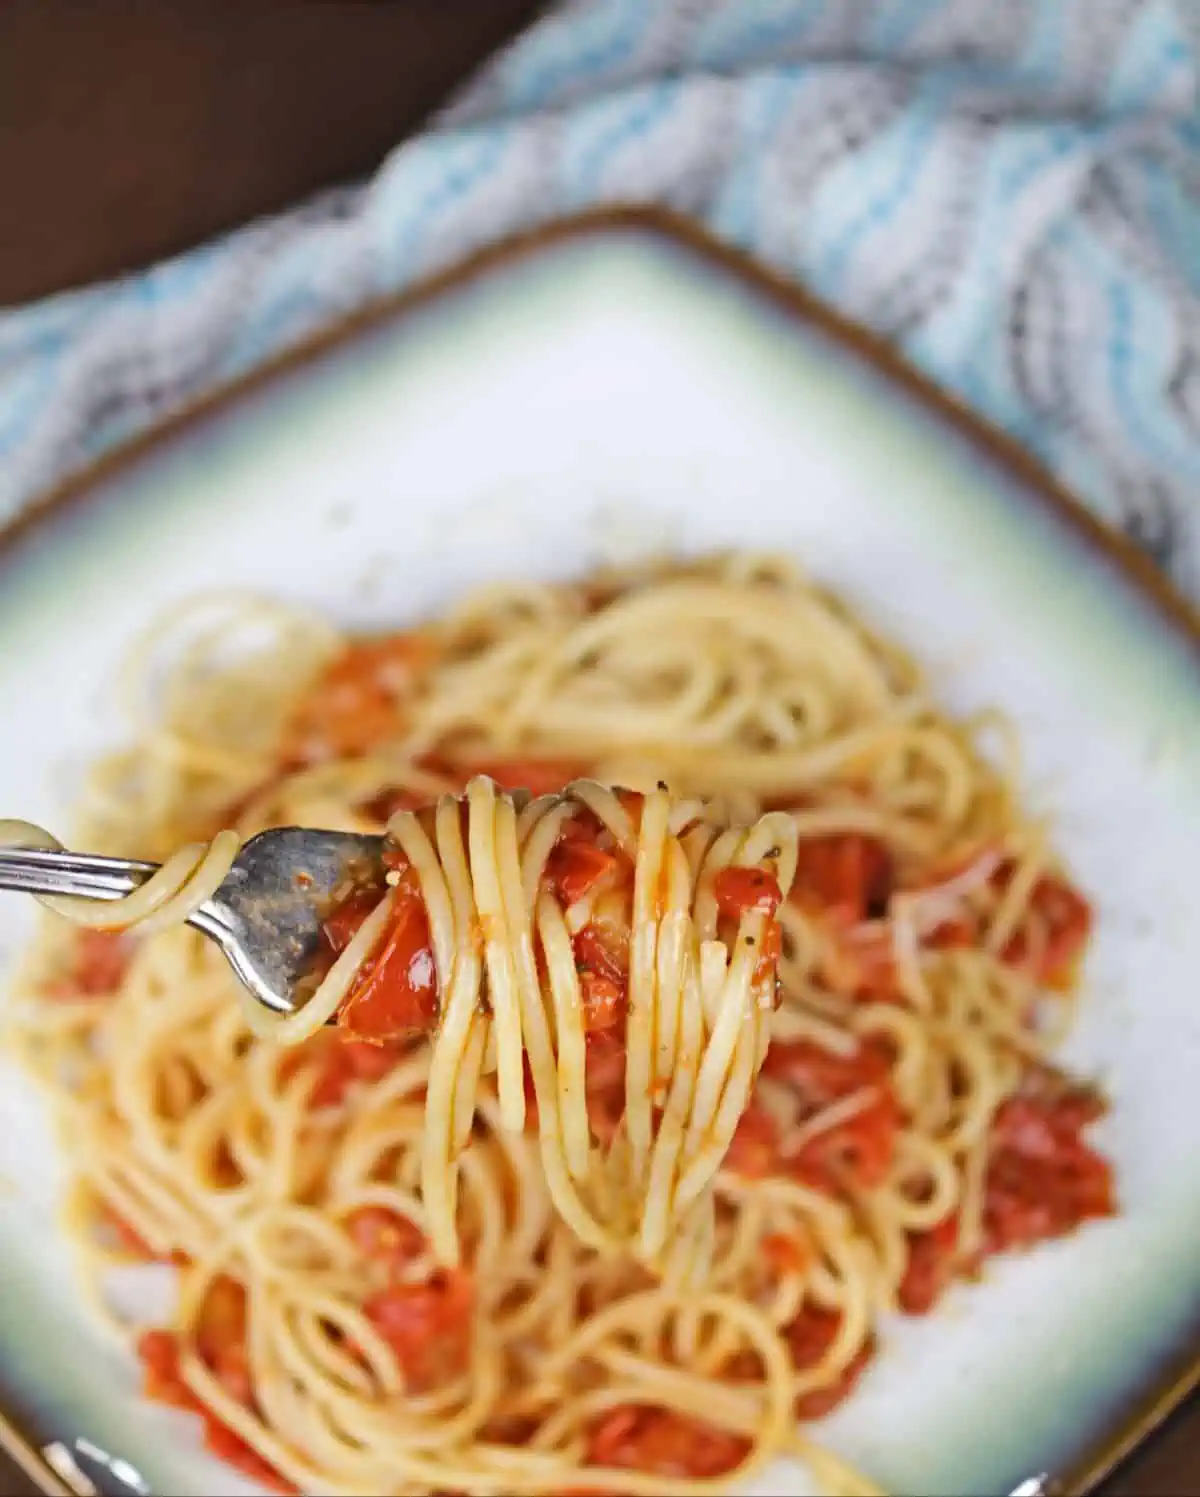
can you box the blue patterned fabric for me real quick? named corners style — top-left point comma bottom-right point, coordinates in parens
top-left (2, 0), bottom-right (1199, 590)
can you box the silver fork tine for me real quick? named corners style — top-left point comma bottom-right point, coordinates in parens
top-left (0, 828), bottom-right (387, 1021)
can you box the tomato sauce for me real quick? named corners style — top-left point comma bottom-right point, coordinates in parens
top-left (283, 632), bottom-right (438, 763)
top-left (136, 1276), bottom-right (298, 1495)
top-left (44, 929), bottom-right (130, 999)
top-left (789, 834), bottom-right (893, 926)
top-left (587, 1406), bottom-right (748, 1479)
top-left (983, 1078), bottom-right (1114, 1253)
top-left (363, 1269), bottom-right (474, 1390)
top-left (786, 1305), bottom-right (876, 1419)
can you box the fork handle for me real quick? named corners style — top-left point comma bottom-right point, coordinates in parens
top-left (0, 844), bottom-right (161, 903)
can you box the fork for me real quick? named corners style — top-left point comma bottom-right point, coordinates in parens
top-left (0, 828), bottom-right (385, 1017)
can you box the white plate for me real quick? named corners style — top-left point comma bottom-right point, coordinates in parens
top-left (2, 212), bottom-right (1199, 1497)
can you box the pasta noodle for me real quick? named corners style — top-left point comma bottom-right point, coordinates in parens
top-left (3, 553), bottom-right (1115, 1497)
top-left (3, 781), bottom-right (800, 1277)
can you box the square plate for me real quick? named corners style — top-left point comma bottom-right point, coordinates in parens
top-left (1, 210), bottom-right (1198, 1497)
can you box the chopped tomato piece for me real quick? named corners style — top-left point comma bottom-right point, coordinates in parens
top-left (381, 840), bottom-right (412, 873)
top-left (763, 1231), bottom-right (810, 1277)
top-left (454, 758), bottom-right (587, 796)
top-left (546, 837), bottom-right (622, 908)
top-left (1032, 875), bottom-right (1092, 982)
top-left (358, 785), bottom-right (433, 824)
top-left (820, 923), bottom-right (902, 1002)
top-left (46, 929), bottom-right (130, 999)
top-left (926, 914), bottom-right (976, 950)
top-left (572, 924), bottom-right (629, 1035)
top-left (202, 1418), bottom-right (298, 1495)
top-left (786, 1306), bottom-right (876, 1419)
top-left (137, 1329), bottom-right (198, 1412)
top-left (713, 866), bottom-right (783, 920)
top-left (336, 881), bottom-right (439, 1043)
top-left (573, 917), bottom-right (629, 978)
top-left (363, 1270), bottom-right (473, 1389)
top-left (898, 1215), bottom-right (961, 1315)
top-left (723, 1099), bottom-right (781, 1179)
top-left (587, 1406), bottom-right (748, 1479)
top-left (346, 1205), bottom-right (424, 1273)
top-left (761, 1039), bottom-right (898, 1190)
top-left (763, 1036), bottom-right (892, 1103)
top-left (788, 1090), bottom-right (900, 1192)
top-left (753, 916), bottom-right (783, 987)
top-left (784, 1303), bottom-right (838, 1368)
top-left (994, 865), bottom-right (1092, 985)
top-left (984, 1149), bottom-right (1114, 1253)
top-left (825, 910), bottom-right (975, 1004)
top-left (791, 835), bottom-right (892, 926)
top-left (984, 1081), bottom-right (1114, 1253)
top-left (297, 1037), bottom-right (401, 1108)
top-left (195, 1275), bottom-right (253, 1406)
top-left (137, 1321), bottom-right (294, 1493)
top-left (992, 1083), bottom-right (1105, 1157)
top-left (284, 632), bottom-right (438, 762)
top-left (579, 971), bottom-right (626, 1035)
top-left (321, 889), bottom-right (384, 954)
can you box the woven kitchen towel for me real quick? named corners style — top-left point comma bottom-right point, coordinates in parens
top-left (2, 0), bottom-right (1199, 591)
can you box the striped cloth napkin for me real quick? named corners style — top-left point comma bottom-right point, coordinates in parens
top-left (2, 0), bottom-right (1198, 593)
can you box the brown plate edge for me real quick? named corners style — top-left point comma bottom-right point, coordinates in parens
top-left (1, 202), bottom-right (1197, 1497)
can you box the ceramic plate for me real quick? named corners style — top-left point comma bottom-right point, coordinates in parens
top-left (1, 211), bottom-right (1199, 1497)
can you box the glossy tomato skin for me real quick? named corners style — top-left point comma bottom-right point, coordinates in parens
top-left (333, 881), bottom-right (440, 1043)
top-left (545, 837), bottom-right (621, 907)
top-left (321, 890), bottom-right (384, 953)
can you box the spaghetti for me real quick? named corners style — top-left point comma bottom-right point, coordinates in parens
top-left (4, 553), bottom-right (1115, 1497)
top-left (3, 779), bottom-right (800, 1276)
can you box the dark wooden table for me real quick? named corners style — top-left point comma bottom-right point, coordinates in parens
top-left (0, 4), bottom-right (1196, 1494)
